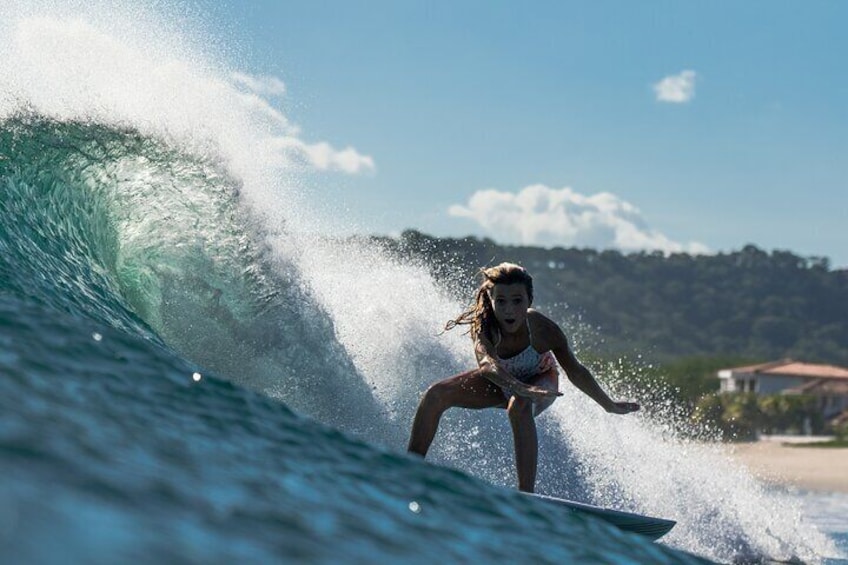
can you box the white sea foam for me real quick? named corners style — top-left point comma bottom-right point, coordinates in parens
top-left (291, 240), bottom-right (839, 562)
top-left (548, 392), bottom-right (839, 562)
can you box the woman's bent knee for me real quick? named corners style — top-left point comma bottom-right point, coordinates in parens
top-left (421, 381), bottom-right (451, 410)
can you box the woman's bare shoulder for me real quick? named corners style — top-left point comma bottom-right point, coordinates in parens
top-left (527, 310), bottom-right (566, 346)
top-left (527, 309), bottom-right (556, 329)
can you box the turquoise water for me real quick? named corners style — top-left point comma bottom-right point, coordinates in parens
top-left (1, 5), bottom-right (845, 563)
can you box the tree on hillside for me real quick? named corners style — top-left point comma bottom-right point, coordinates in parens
top-left (372, 230), bottom-right (848, 365)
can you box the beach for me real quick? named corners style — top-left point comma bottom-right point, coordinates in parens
top-left (731, 438), bottom-right (848, 493)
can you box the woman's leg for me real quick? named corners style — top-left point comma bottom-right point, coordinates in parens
top-left (508, 368), bottom-right (559, 492)
top-left (407, 368), bottom-right (505, 457)
top-left (507, 395), bottom-right (537, 492)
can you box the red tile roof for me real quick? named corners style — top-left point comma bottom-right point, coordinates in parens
top-left (725, 359), bottom-right (848, 380)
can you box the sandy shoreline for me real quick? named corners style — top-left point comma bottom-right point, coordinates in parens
top-left (730, 439), bottom-right (848, 493)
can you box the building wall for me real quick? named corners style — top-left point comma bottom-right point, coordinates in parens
top-left (757, 375), bottom-right (806, 394)
top-left (719, 372), bottom-right (806, 393)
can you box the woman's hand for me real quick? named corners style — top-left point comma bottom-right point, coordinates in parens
top-left (514, 385), bottom-right (562, 400)
top-left (606, 401), bottom-right (640, 414)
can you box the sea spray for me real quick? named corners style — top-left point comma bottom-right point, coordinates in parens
top-left (284, 232), bottom-right (839, 561)
top-left (548, 390), bottom-right (836, 562)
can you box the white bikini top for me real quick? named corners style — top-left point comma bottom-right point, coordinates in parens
top-left (494, 321), bottom-right (556, 381)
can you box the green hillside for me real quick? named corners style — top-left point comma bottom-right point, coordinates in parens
top-left (373, 230), bottom-right (848, 366)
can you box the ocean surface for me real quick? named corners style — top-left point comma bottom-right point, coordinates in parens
top-left (1, 3), bottom-right (846, 564)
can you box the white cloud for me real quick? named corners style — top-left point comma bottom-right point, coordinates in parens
top-left (448, 184), bottom-right (709, 255)
top-left (271, 138), bottom-right (375, 174)
top-left (230, 72), bottom-right (287, 97)
top-left (654, 70), bottom-right (697, 103)
top-left (297, 141), bottom-right (376, 174)
top-left (226, 73), bottom-right (375, 174)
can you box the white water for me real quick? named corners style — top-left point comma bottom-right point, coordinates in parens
top-left (0, 3), bottom-right (842, 562)
top-left (551, 392), bottom-right (842, 562)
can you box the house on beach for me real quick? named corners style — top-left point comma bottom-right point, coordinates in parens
top-left (718, 359), bottom-right (848, 422)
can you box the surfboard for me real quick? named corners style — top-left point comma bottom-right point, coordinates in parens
top-left (529, 493), bottom-right (676, 541)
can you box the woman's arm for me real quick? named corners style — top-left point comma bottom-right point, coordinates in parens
top-left (540, 317), bottom-right (639, 414)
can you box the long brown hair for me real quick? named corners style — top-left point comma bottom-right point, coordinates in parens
top-left (445, 262), bottom-right (534, 340)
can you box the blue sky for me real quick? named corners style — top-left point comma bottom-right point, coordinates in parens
top-left (198, 1), bottom-right (846, 266)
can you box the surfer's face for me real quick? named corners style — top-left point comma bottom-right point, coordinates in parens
top-left (488, 283), bottom-right (530, 334)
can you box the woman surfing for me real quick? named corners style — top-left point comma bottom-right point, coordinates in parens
top-left (407, 262), bottom-right (639, 493)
